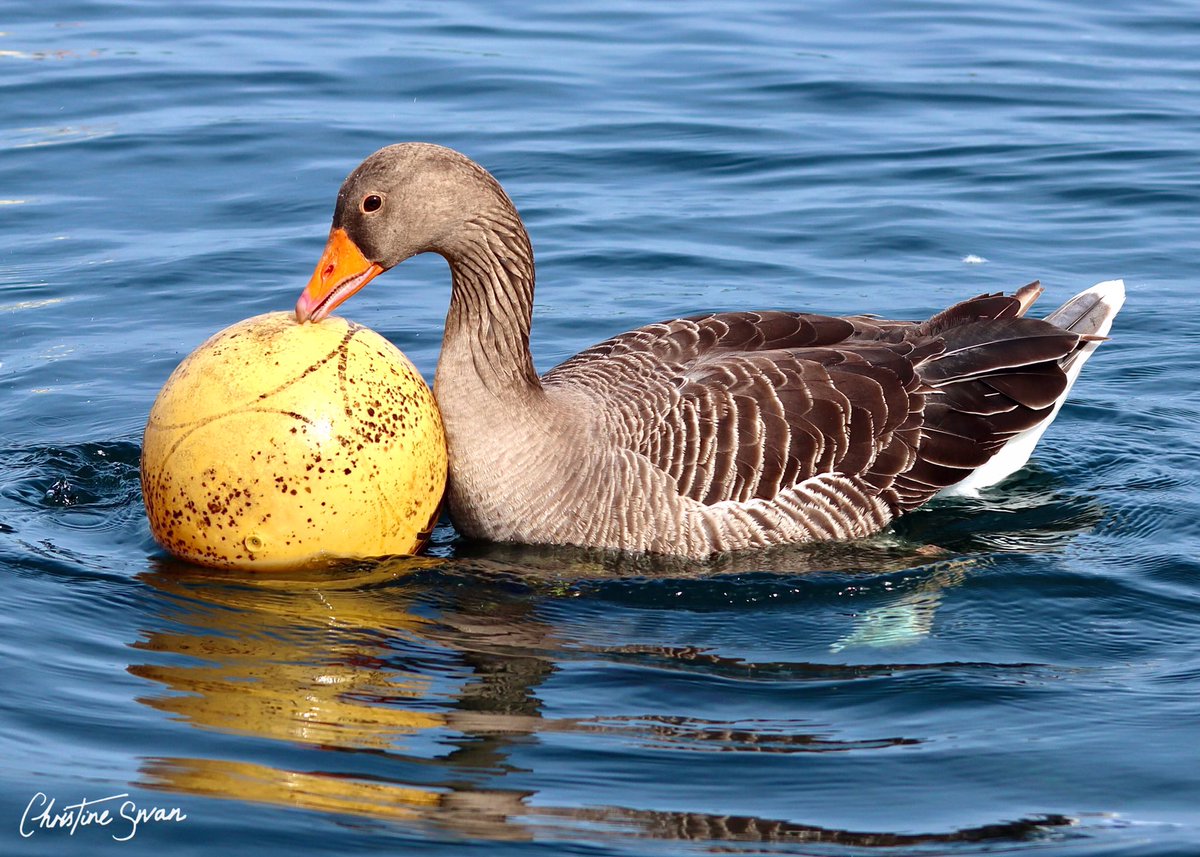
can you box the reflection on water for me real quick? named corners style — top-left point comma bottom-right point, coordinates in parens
top-left (132, 559), bottom-right (558, 839)
top-left (830, 569), bottom-right (963, 653)
top-left (128, 551), bottom-right (1081, 847)
top-left (130, 565), bottom-right (444, 750)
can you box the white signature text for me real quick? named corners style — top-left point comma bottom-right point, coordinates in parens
top-left (20, 792), bottom-right (187, 841)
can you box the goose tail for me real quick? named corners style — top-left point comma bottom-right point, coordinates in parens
top-left (939, 279), bottom-right (1125, 497)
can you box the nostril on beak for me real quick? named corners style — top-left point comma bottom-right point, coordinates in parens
top-left (323, 262), bottom-right (336, 279)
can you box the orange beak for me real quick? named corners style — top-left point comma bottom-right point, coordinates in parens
top-left (295, 228), bottom-right (384, 323)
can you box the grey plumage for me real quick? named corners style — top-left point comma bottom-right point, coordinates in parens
top-left (298, 143), bottom-right (1125, 558)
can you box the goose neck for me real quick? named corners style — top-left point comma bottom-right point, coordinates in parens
top-left (438, 215), bottom-right (540, 397)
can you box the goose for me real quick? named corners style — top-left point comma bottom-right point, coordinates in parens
top-left (295, 143), bottom-right (1124, 559)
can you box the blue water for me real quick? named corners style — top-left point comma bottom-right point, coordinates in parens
top-left (2, 1), bottom-right (1199, 854)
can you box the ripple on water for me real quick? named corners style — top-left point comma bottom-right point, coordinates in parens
top-left (0, 440), bottom-right (150, 576)
top-left (1, 440), bottom-right (142, 522)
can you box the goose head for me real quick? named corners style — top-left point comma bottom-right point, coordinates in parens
top-left (295, 143), bottom-right (511, 323)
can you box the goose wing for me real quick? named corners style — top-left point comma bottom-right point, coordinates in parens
top-left (545, 310), bottom-right (931, 507)
top-left (545, 288), bottom-right (1082, 515)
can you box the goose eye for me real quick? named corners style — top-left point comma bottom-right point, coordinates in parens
top-left (361, 194), bottom-right (383, 213)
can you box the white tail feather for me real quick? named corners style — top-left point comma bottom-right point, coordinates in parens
top-left (939, 279), bottom-right (1125, 498)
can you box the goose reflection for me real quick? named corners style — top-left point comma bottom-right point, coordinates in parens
top-left (127, 544), bottom-right (1078, 847)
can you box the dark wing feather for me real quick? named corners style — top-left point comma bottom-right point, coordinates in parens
top-left (545, 311), bottom-right (926, 508)
top-left (891, 312), bottom-right (1079, 506)
top-left (544, 295), bottom-right (1083, 517)
top-left (982, 369), bottom-right (1068, 409)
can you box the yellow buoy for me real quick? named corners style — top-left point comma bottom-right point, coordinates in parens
top-left (141, 312), bottom-right (446, 570)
